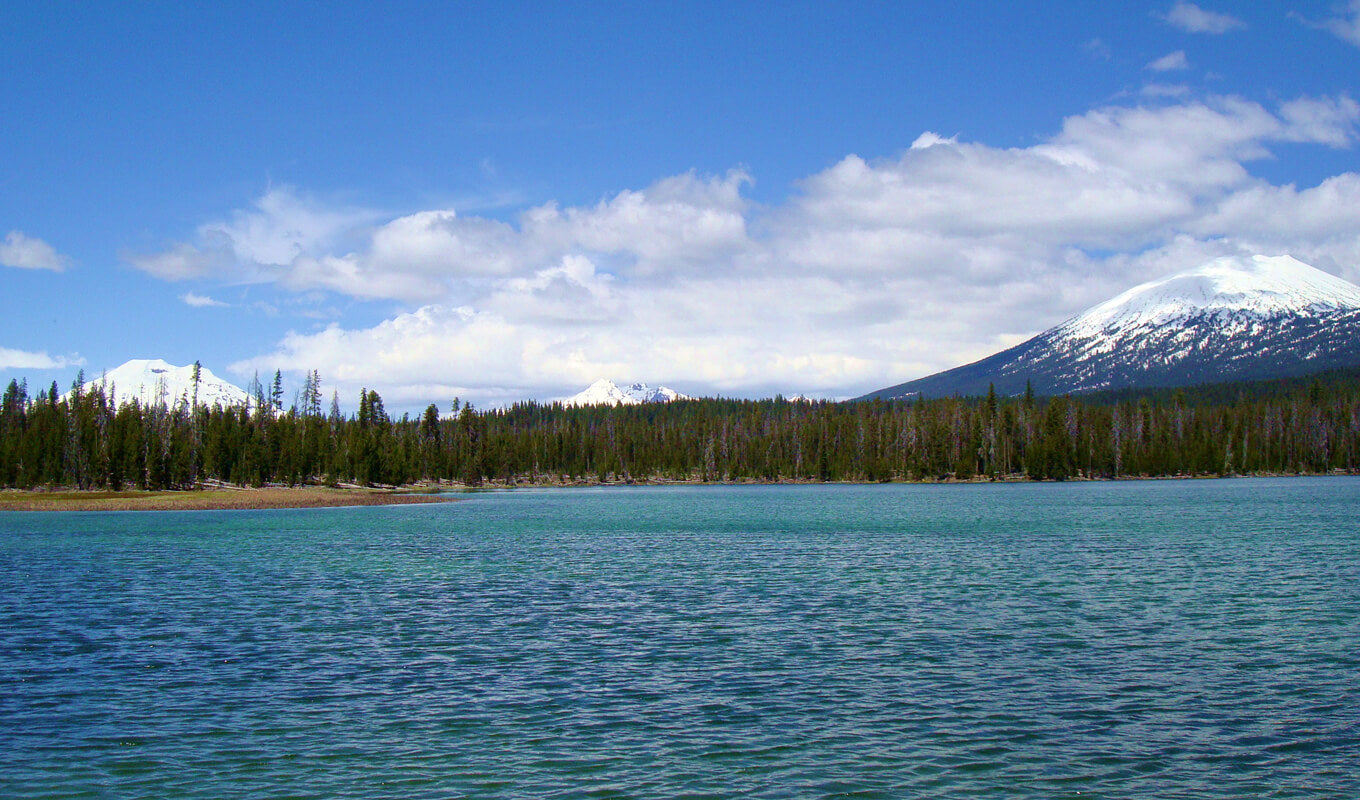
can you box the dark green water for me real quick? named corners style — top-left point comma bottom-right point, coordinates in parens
top-left (2, 479), bottom-right (1358, 798)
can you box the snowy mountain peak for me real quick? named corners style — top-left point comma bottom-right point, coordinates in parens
top-left (68, 359), bottom-right (249, 408)
top-left (860, 254), bottom-right (1360, 400)
top-left (1060, 255), bottom-right (1360, 340)
top-left (564, 378), bottom-right (691, 406)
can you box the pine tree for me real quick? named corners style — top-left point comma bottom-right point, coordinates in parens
top-left (302, 370), bottom-right (323, 417)
top-left (247, 371), bottom-right (264, 414)
top-left (421, 404), bottom-right (441, 444)
top-left (271, 370), bottom-right (284, 411)
top-left (367, 390), bottom-right (387, 425)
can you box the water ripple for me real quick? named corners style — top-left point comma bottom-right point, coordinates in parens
top-left (2, 479), bottom-right (1358, 798)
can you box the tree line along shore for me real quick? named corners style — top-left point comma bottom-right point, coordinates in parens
top-left (2, 369), bottom-right (1359, 496)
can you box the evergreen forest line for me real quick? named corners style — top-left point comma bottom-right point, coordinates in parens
top-left (2, 371), bottom-right (1359, 491)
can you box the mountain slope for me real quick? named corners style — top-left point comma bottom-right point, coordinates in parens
top-left (564, 379), bottom-right (691, 406)
top-left (860, 255), bottom-right (1360, 400)
top-left (69, 359), bottom-right (249, 407)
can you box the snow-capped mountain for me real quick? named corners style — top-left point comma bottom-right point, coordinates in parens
top-left (563, 379), bottom-right (691, 406)
top-left (861, 255), bottom-right (1360, 400)
top-left (67, 359), bottom-right (249, 408)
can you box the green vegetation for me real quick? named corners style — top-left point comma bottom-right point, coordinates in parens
top-left (2, 372), bottom-right (1358, 490)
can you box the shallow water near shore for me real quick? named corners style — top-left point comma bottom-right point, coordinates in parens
top-left (2, 478), bottom-right (1358, 798)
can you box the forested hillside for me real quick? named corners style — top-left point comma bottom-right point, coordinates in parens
top-left (2, 374), bottom-right (1358, 490)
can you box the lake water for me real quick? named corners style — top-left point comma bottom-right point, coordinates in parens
top-left (2, 479), bottom-right (1358, 798)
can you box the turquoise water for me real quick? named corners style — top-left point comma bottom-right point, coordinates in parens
top-left (2, 479), bottom-right (1358, 798)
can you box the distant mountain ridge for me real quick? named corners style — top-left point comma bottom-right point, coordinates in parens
top-left (67, 359), bottom-right (249, 408)
top-left (564, 379), bottom-right (691, 406)
top-left (861, 255), bottom-right (1360, 400)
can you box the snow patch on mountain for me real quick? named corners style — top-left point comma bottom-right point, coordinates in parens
top-left (563, 379), bottom-right (691, 406)
top-left (68, 359), bottom-right (249, 408)
top-left (1059, 255), bottom-right (1360, 342)
top-left (1030, 255), bottom-right (1360, 390)
top-left (860, 254), bottom-right (1360, 400)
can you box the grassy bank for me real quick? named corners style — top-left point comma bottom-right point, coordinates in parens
top-left (0, 486), bottom-right (458, 512)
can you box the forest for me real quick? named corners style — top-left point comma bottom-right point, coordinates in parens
top-left (2, 368), bottom-right (1359, 491)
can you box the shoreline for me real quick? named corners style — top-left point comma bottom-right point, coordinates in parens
top-left (463, 468), bottom-right (1356, 489)
top-left (2, 470), bottom-right (1352, 511)
top-left (0, 486), bottom-right (459, 512)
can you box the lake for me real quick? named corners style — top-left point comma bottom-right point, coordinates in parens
top-left (2, 479), bottom-right (1358, 798)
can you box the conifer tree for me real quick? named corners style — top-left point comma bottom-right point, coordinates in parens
top-left (302, 370), bottom-right (323, 417)
top-left (271, 370), bottom-right (284, 411)
top-left (247, 371), bottom-right (264, 414)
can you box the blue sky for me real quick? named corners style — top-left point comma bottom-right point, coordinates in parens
top-left (3, 1), bottom-right (1359, 410)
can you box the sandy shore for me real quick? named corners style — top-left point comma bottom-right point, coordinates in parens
top-left (0, 486), bottom-right (459, 512)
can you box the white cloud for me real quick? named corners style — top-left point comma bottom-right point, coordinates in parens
top-left (0, 231), bottom-right (70, 271)
top-left (155, 93), bottom-right (1360, 406)
top-left (1327, 0), bottom-right (1360, 45)
top-left (130, 173), bottom-right (752, 304)
top-left (0, 347), bottom-right (84, 370)
top-left (126, 186), bottom-right (382, 286)
top-left (1043, 97), bottom-right (1282, 181)
top-left (522, 169), bottom-right (752, 274)
top-left (778, 97), bottom-right (1332, 261)
top-left (368, 210), bottom-right (523, 277)
top-left (910, 131), bottom-right (957, 149)
top-left (1278, 95), bottom-right (1360, 147)
top-left (1146, 50), bottom-right (1190, 71)
top-left (1295, 0), bottom-right (1360, 47)
top-left (1162, 3), bottom-right (1246, 34)
top-left (202, 186), bottom-right (377, 267)
top-left (231, 287), bottom-right (911, 408)
top-left (125, 242), bottom-right (219, 281)
top-left (1190, 173), bottom-right (1360, 280)
top-left (181, 292), bottom-right (229, 308)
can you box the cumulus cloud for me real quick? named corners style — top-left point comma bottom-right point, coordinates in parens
top-left (1162, 2), bottom-right (1246, 34)
top-left (0, 347), bottom-right (84, 370)
top-left (777, 96), bottom-right (1338, 263)
top-left (1, 231), bottom-right (70, 271)
top-left (1278, 95), bottom-right (1360, 147)
top-left (1189, 173), bottom-right (1360, 280)
top-left (368, 210), bottom-right (523, 277)
top-left (202, 186), bottom-right (377, 267)
top-left (126, 186), bottom-right (382, 285)
top-left (129, 172), bottom-right (753, 304)
top-left (231, 285), bottom-right (922, 408)
top-left (148, 94), bottom-right (1360, 406)
top-left (522, 170), bottom-right (752, 274)
top-left (1146, 50), bottom-right (1190, 71)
